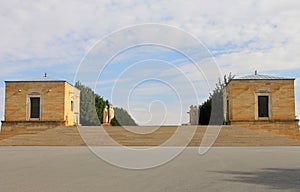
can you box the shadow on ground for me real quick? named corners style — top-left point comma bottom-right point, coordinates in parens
top-left (213, 168), bottom-right (300, 191)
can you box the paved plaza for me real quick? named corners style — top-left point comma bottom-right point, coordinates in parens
top-left (0, 147), bottom-right (300, 192)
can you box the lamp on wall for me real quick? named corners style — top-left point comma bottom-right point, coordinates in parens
top-left (18, 89), bottom-right (22, 92)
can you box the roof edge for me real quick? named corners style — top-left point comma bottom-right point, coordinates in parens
top-left (4, 80), bottom-right (79, 90)
top-left (231, 78), bottom-right (295, 81)
top-left (5, 80), bottom-right (66, 83)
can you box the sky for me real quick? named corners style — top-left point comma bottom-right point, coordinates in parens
top-left (0, 0), bottom-right (299, 125)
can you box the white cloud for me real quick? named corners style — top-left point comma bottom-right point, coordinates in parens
top-left (215, 45), bottom-right (300, 76)
top-left (1, 1), bottom-right (299, 72)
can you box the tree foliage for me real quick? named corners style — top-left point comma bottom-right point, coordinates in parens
top-left (95, 94), bottom-right (109, 124)
top-left (199, 98), bottom-right (211, 125)
top-left (110, 107), bottom-right (138, 126)
top-left (75, 82), bottom-right (99, 126)
top-left (75, 81), bottom-right (137, 126)
top-left (198, 73), bottom-right (234, 125)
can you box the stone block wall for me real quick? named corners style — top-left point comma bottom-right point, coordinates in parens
top-left (64, 82), bottom-right (80, 126)
top-left (1, 121), bottom-right (66, 131)
top-left (4, 81), bottom-right (65, 121)
top-left (224, 79), bottom-right (296, 122)
top-left (224, 79), bottom-right (299, 136)
top-left (1, 81), bottom-right (80, 131)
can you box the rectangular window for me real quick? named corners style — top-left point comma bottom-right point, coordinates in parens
top-left (258, 96), bottom-right (269, 117)
top-left (30, 97), bottom-right (40, 118)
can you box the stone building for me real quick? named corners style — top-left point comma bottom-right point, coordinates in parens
top-left (188, 105), bottom-right (199, 125)
top-left (223, 72), bottom-right (298, 132)
top-left (1, 75), bottom-right (80, 131)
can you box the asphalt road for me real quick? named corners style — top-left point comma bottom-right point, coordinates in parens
top-left (0, 147), bottom-right (300, 192)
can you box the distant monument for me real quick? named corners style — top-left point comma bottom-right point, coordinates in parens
top-left (188, 105), bottom-right (199, 125)
top-left (108, 105), bottom-right (114, 123)
top-left (102, 105), bottom-right (114, 126)
top-left (103, 105), bottom-right (109, 124)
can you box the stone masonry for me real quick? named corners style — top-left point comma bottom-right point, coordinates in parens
top-left (1, 76), bottom-right (80, 131)
top-left (223, 73), bottom-right (299, 134)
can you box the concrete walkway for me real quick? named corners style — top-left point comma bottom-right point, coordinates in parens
top-left (0, 147), bottom-right (300, 192)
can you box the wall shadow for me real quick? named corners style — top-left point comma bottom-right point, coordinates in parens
top-left (213, 168), bottom-right (300, 191)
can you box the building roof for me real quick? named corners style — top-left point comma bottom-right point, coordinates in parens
top-left (234, 74), bottom-right (295, 80)
top-left (24, 76), bottom-right (66, 82)
top-left (5, 76), bottom-right (66, 83)
top-left (5, 73), bottom-right (66, 83)
top-left (5, 76), bottom-right (80, 91)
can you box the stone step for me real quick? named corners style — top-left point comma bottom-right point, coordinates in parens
top-left (0, 125), bottom-right (300, 146)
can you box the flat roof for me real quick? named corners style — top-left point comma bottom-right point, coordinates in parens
top-left (233, 74), bottom-right (295, 80)
top-left (5, 76), bottom-right (66, 82)
top-left (5, 76), bottom-right (80, 91)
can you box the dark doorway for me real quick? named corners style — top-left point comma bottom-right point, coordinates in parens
top-left (258, 96), bottom-right (269, 117)
top-left (30, 97), bottom-right (40, 118)
top-left (226, 99), bottom-right (230, 123)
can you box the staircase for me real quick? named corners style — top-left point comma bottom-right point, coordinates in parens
top-left (0, 125), bottom-right (299, 146)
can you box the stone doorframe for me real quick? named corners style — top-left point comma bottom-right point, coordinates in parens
top-left (254, 92), bottom-right (272, 120)
top-left (27, 92), bottom-right (42, 121)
